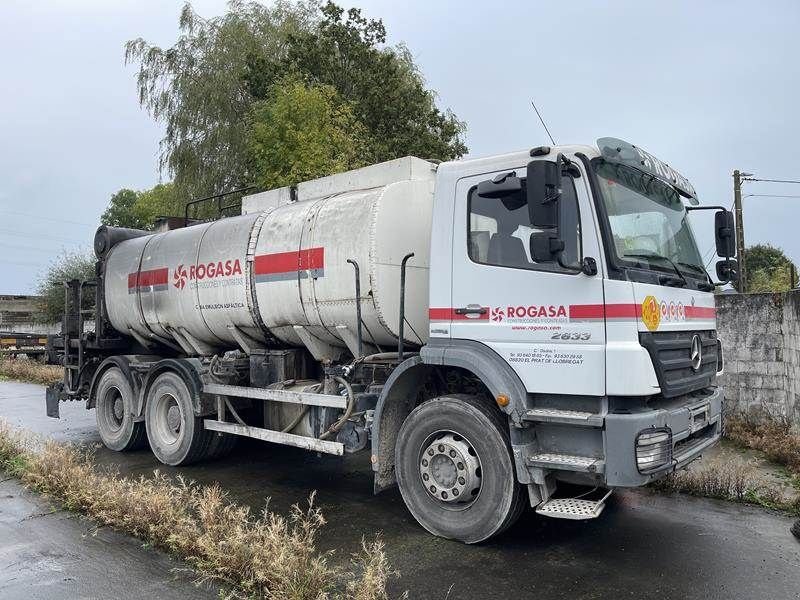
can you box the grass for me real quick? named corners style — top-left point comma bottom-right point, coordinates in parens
top-left (724, 413), bottom-right (800, 475)
top-left (0, 357), bottom-right (62, 386)
top-left (0, 420), bottom-right (397, 600)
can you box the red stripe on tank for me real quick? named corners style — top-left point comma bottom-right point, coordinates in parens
top-left (254, 247), bottom-right (324, 275)
top-left (128, 268), bottom-right (169, 289)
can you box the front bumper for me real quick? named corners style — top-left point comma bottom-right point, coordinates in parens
top-left (604, 386), bottom-right (723, 487)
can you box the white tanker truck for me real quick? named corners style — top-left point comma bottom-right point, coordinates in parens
top-left (46, 138), bottom-right (738, 542)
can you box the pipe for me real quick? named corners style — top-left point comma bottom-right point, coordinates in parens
top-left (397, 253), bottom-right (414, 360)
top-left (319, 376), bottom-right (355, 440)
top-left (346, 259), bottom-right (363, 357)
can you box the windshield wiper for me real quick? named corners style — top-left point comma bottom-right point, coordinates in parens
top-left (677, 262), bottom-right (715, 291)
top-left (623, 253), bottom-right (688, 288)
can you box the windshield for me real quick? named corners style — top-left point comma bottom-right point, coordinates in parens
top-left (593, 159), bottom-right (704, 276)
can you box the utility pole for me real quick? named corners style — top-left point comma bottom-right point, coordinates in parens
top-left (733, 169), bottom-right (747, 292)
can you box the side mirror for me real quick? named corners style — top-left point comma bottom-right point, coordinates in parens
top-left (715, 210), bottom-right (736, 258)
top-left (527, 160), bottom-right (560, 228)
top-left (716, 258), bottom-right (739, 285)
top-left (477, 171), bottom-right (522, 199)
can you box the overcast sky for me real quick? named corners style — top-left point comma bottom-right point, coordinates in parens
top-left (1, 0), bottom-right (799, 294)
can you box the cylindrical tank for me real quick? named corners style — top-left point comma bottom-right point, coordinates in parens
top-left (102, 177), bottom-right (433, 355)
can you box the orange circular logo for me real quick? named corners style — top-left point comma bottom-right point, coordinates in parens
top-left (641, 295), bottom-right (660, 331)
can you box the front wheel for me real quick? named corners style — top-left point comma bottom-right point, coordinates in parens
top-left (395, 395), bottom-right (524, 543)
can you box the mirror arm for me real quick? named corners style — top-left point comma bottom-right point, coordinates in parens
top-left (685, 205), bottom-right (728, 212)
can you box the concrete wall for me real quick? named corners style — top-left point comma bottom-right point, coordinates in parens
top-left (716, 291), bottom-right (800, 424)
top-left (0, 295), bottom-right (44, 330)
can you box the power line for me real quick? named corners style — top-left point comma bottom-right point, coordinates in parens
top-left (0, 258), bottom-right (46, 268)
top-left (744, 194), bottom-right (800, 199)
top-left (0, 241), bottom-right (69, 254)
top-left (742, 177), bottom-right (800, 185)
top-left (0, 209), bottom-right (96, 228)
top-left (0, 228), bottom-right (84, 244)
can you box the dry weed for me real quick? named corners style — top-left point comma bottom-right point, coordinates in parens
top-left (0, 420), bottom-right (398, 599)
top-left (0, 357), bottom-right (62, 386)
top-left (653, 458), bottom-right (758, 502)
top-left (725, 413), bottom-right (800, 475)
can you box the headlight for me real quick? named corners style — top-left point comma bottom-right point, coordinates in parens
top-left (636, 427), bottom-right (673, 474)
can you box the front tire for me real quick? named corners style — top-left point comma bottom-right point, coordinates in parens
top-left (145, 371), bottom-right (213, 466)
top-left (95, 367), bottom-right (147, 451)
top-left (395, 394), bottom-right (524, 543)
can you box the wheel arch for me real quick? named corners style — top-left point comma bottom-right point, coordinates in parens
top-left (137, 358), bottom-right (208, 419)
top-left (88, 356), bottom-right (136, 410)
top-left (372, 339), bottom-right (528, 493)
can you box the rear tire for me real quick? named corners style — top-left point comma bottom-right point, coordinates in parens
top-left (95, 367), bottom-right (147, 451)
top-left (395, 394), bottom-right (524, 543)
top-left (145, 371), bottom-right (213, 466)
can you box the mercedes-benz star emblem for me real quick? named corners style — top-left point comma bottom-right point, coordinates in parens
top-left (690, 335), bottom-right (703, 372)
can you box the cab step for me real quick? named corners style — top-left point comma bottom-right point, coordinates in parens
top-left (528, 453), bottom-right (605, 474)
top-left (536, 489), bottom-right (613, 520)
top-left (524, 408), bottom-right (604, 427)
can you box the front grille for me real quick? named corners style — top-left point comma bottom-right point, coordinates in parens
top-left (639, 330), bottom-right (718, 398)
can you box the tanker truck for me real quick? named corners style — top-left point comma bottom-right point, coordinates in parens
top-left (46, 137), bottom-right (738, 543)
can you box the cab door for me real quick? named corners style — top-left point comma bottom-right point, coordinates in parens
top-left (447, 158), bottom-right (606, 396)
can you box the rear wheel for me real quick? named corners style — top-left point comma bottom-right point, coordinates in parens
top-left (95, 367), bottom-right (146, 451)
top-left (395, 394), bottom-right (524, 543)
top-left (145, 371), bottom-right (213, 466)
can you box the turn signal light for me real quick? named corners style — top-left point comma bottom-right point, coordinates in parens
top-left (496, 394), bottom-right (510, 407)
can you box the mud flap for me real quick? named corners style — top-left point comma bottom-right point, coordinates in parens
top-left (45, 383), bottom-right (62, 419)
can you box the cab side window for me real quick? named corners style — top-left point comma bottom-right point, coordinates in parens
top-left (468, 174), bottom-right (581, 271)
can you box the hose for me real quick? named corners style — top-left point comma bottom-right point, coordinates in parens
top-left (279, 382), bottom-right (318, 433)
top-left (319, 376), bottom-right (356, 440)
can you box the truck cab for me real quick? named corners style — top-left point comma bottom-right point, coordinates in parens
top-left (377, 138), bottom-right (732, 537)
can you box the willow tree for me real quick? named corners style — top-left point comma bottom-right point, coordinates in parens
top-left (125, 1), bottom-right (315, 198)
top-left (126, 1), bottom-right (466, 199)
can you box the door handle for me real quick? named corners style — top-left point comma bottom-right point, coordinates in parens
top-left (454, 307), bottom-right (487, 315)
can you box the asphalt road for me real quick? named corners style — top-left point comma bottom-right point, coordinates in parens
top-left (2, 380), bottom-right (800, 599)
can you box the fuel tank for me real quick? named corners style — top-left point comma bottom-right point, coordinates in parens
top-left (102, 157), bottom-right (436, 355)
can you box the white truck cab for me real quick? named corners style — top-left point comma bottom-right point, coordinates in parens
top-left (390, 137), bottom-right (730, 529)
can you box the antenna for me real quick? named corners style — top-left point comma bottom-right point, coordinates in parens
top-left (530, 100), bottom-right (556, 146)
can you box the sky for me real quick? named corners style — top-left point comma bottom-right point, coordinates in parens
top-left (1, 0), bottom-right (799, 294)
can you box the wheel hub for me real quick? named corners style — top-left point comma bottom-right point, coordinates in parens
top-left (419, 432), bottom-right (481, 504)
top-left (112, 397), bottom-right (124, 421)
top-left (166, 404), bottom-right (181, 434)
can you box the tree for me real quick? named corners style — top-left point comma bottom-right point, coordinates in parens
top-left (125, 1), bottom-right (316, 199)
top-left (101, 189), bottom-right (144, 229)
top-left (36, 252), bottom-right (96, 324)
top-left (745, 244), bottom-right (797, 293)
top-left (100, 183), bottom-right (187, 230)
top-left (248, 1), bottom-right (467, 164)
top-left (247, 75), bottom-right (368, 189)
top-left (126, 2), bottom-right (467, 199)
